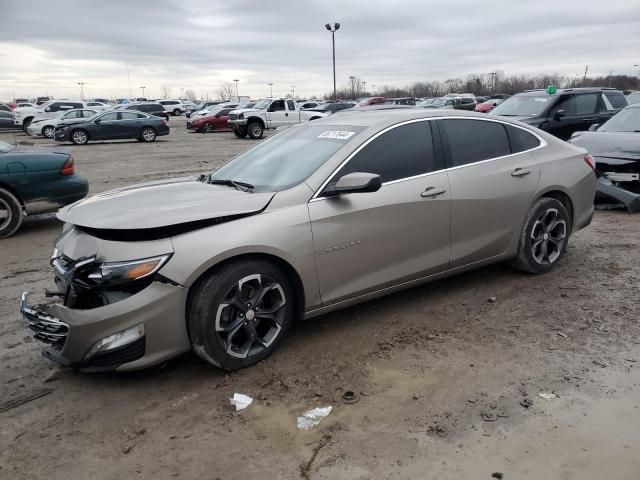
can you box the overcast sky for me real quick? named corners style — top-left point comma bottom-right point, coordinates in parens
top-left (2, 0), bottom-right (639, 100)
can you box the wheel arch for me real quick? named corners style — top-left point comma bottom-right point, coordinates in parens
top-left (534, 187), bottom-right (575, 231)
top-left (186, 252), bottom-right (306, 323)
top-left (0, 181), bottom-right (25, 207)
top-left (246, 116), bottom-right (265, 128)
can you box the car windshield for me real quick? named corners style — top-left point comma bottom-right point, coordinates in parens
top-left (252, 99), bottom-right (271, 110)
top-left (491, 95), bottom-right (551, 116)
top-left (598, 108), bottom-right (640, 132)
top-left (0, 140), bottom-right (16, 153)
top-left (430, 98), bottom-right (451, 107)
top-left (417, 99), bottom-right (434, 106)
top-left (209, 125), bottom-right (365, 192)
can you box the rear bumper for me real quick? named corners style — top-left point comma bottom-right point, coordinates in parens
top-left (20, 282), bottom-right (190, 372)
top-left (24, 176), bottom-right (89, 215)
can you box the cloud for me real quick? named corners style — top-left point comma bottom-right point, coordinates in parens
top-left (1, 0), bottom-right (639, 99)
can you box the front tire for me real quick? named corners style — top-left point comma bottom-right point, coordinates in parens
top-left (0, 188), bottom-right (23, 238)
top-left (247, 121), bottom-right (264, 139)
top-left (201, 122), bottom-right (214, 133)
top-left (70, 129), bottom-right (89, 145)
top-left (511, 197), bottom-right (570, 274)
top-left (188, 260), bottom-right (294, 370)
top-left (140, 127), bottom-right (157, 142)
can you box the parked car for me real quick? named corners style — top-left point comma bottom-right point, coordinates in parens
top-left (21, 110), bottom-right (596, 372)
top-left (53, 110), bottom-right (170, 145)
top-left (475, 96), bottom-right (490, 103)
top-left (159, 100), bottom-right (185, 116)
top-left (491, 87), bottom-right (628, 140)
top-left (384, 97), bottom-right (417, 105)
top-left (475, 98), bottom-right (505, 113)
top-left (626, 91), bottom-right (640, 105)
top-left (0, 140), bottom-right (88, 237)
top-left (35, 96), bottom-right (51, 105)
top-left (189, 103), bottom-right (239, 124)
top-left (27, 109), bottom-right (98, 138)
top-left (114, 103), bottom-right (169, 120)
top-left (425, 97), bottom-right (476, 110)
top-left (416, 98), bottom-right (435, 107)
top-left (13, 102), bottom-right (35, 109)
top-left (190, 108), bottom-right (235, 132)
top-left (13, 100), bottom-right (85, 131)
top-left (298, 101), bottom-right (321, 110)
top-left (186, 101), bottom-right (224, 118)
top-left (0, 104), bottom-right (11, 113)
top-left (228, 98), bottom-right (329, 139)
top-left (569, 103), bottom-right (640, 212)
top-left (356, 97), bottom-right (385, 107)
top-left (0, 111), bottom-right (14, 129)
top-left (85, 101), bottom-right (108, 111)
top-left (306, 102), bottom-right (355, 116)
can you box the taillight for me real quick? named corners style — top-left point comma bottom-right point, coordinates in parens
top-left (583, 154), bottom-right (596, 172)
top-left (60, 157), bottom-right (74, 176)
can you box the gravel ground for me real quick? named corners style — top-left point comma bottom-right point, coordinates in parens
top-left (0, 123), bottom-right (639, 480)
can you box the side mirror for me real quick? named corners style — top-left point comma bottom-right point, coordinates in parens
top-left (553, 109), bottom-right (566, 120)
top-left (324, 172), bottom-right (382, 197)
top-left (45, 107), bottom-right (51, 112)
top-left (588, 123), bottom-right (599, 131)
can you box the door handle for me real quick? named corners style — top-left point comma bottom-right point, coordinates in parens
top-left (421, 187), bottom-right (447, 198)
top-left (511, 168), bottom-right (532, 177)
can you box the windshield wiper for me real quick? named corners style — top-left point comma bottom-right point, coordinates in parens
top-left (208, 177), bottom-right (255, 192)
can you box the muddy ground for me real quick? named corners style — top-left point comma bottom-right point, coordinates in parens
top-left (0, 123), bottom-right (639, 480)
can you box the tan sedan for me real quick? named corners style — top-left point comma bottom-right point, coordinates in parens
top-left (21, 110), bottom-right (596, 371)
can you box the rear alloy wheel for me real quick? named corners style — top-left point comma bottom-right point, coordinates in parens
top-left (0, 188), bottom-right (23, 238)
top-left (140, 127), bottom-right (157, 142)
top-left (511, 197), bottom-right (570, 274)
top-left (247, 121), bottom-right (264, 139)
top-left (71, 129), bottom-right (89, 145)
top-left (42, 125), bottom-right (55, 138)
top-left (188, 260), bottom-right (294, 370)
top-left (201, 122), bottom-right (214, 133)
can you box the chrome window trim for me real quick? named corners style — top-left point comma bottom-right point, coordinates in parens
top-left (309, 115), bottom-right (547, 203)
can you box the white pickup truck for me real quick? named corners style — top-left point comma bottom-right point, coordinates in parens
top-left (228, 98), bottom-right (328, 139)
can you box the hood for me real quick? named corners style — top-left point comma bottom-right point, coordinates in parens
top-left (569, 131), bottom-right (640, 161)
top-left (57, 177), bottom-right (275, 230)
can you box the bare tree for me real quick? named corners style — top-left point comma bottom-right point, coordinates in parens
top-left (216, 82), bottom-right (235, 100)
top-left (160, 85), bottom-right (172, 99)
top-left (184, 89), bottom-right (197, 101)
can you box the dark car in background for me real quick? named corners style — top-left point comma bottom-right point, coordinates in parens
top-left (0, 111), bottom-right (15, 129)
top-left (356, 97), bottom-right (385, 106)
top-left (569, 103), bottom-right (640, 212)
top-left (491, 87), bottom-right (627, 140)
top-left (307, 102), bottom-right (355, 115)
top-left (425, 97), bottom-right (476, 111)
top-left (0, 140), bottom-right (88, 237)
top-left (54, 110), bottom-right (170, 145)
top-left (115, 103), bottom-right (169, 120)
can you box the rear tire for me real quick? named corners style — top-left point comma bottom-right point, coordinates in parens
top-left (22, 118), bottom-right (33, 133)
top-left (173, 109), bottom-right (181, 116)
top-left (188, 260), bottom-right (294, 370)
top-left (247, 121), bottom-right (264, 139)
top-left (0, 188), bottom-right (23, 238)
top-left (70, 129), bottom-right (89, 145)
top-left (511, 197), bottom-right (571, 274)
top-left (42, 125), bottom-right (55, 138)
top-left (140, 127), bottom-right (157, 142)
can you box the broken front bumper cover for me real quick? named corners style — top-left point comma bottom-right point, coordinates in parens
top-left (19, 282), bottom-right (191, 372)
top-left (596, 176), bottom-right (640, 214)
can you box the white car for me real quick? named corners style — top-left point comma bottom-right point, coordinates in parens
top-left (85, 101), bottom-right (108, 111)
top-left (158, 100), bottom-right (185, 116)
top-left (13, 100), bottom-right (85, 131)
top-left (27, 108), bottom-right (98, 138)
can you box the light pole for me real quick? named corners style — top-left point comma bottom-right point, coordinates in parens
top-left (349, 75), bottom-right (355, 99)
top-left (140, 86), bottom-right (146, 98)
top-left (488, 72), bottom-right (497, 92)
top-left (233, 79), bottom-right (239, 100)
top-left (291, 85), bottom-right (296, 98)
top-left (180, 87), bottom-right (184, 99)
top-left (362, 80), bottom-right (367, 94)
top-left (325, 22), bottom-right (340, 101)
top-left (635, 64), bottom-right (640, 83)
top-left (77, 82), bottom-right (85, 101)
top-left (268, 82), bottom-right (273, 98)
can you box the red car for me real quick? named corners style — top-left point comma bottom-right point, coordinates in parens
top-left (474, 98), bottom-right (505, 113)
top-left (190, 108), bottom-right (234, 133)
top-left (356, 96), bottom-right (385, 107)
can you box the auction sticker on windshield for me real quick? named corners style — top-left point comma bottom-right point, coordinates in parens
top-left (318, 130), bottom-right (356, 140)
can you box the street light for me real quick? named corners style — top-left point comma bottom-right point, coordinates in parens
top-left (140, 86), bottom-right (146, 97)
top-left (77, 82), bottom-right (85, 101)
top-left (362, 80), bottom-right (367, 94)
top-left (324, 22), bottom-right (340, 101)
top-left (291, 85), bottom-right (296, 98)
top-left (268, 82), bottom-right (273, 98)
top-left (349, 75), bottom-right (355, 99)
top-left (233, 79), bottom-right (239, 100)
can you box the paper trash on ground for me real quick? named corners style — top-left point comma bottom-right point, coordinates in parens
top-left (297, 406), bottom-right (333, 430)
top-left (538, 392), bottom-right (558, 401)
top-left (229, 393), bottom-right (253, 411)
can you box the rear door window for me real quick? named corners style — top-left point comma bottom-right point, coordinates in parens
top-left (603, 91), bottom-right (627, 110)
top-left (440, 119), bottom-right (511, 167)
top-left (335, 121), bottom-right (438, 183)
top-left (120, 112), bottom-right (139, 120)
top-left (269, 100), bottom-right (286, 112)
top-left (99, 112), bottom-right (118, 121)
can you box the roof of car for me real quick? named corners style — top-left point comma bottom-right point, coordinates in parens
top-left (519, 87), bottom-right (622, 96)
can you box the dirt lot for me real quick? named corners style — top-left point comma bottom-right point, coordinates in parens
top-left (1, 123), bottom-right (639, 480)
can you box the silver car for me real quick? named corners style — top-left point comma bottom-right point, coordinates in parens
top-left (21, 110), bottom-right (596, 372)
top-left (27, 109), bottom-right (98, 138)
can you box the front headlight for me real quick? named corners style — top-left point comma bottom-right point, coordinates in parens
top-left (87, 254), bottom-right (171, 286)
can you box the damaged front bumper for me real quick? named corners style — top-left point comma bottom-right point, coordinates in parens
top-left (595, 176), bottom-right (640, 213)
top-left (20, 281), bottom-right (190, 372)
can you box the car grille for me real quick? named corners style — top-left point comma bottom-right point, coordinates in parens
top-left (22, 304), bottom-right (69, 348)
top-left (228, 113), bottom-right (238, 120)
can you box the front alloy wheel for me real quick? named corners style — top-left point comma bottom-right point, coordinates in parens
top-left (247, 121), bottom-right (263, 139)
top-left (188, 260), bottom-right (294, 370)
top-left (202, 122), bottom-right (214, 133)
